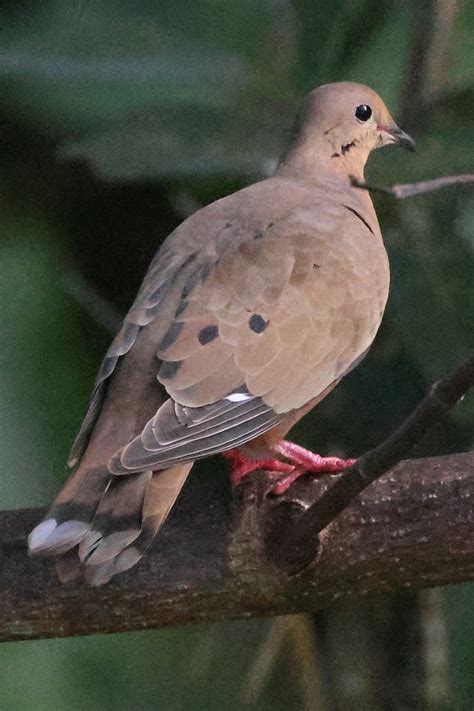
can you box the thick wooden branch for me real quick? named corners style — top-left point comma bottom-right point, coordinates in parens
top-left (1, 450), bottom-right (473, 643)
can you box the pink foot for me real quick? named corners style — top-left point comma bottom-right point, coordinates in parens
top-left (223, 448), bottom-right (295, 487)
top-left (223, 442), bottom-right (356, 494)
top-left (270, 440), bottom-right (357, 494)
top-left (273, 440), bottom-right (356, 472)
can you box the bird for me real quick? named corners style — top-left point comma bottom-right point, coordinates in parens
top-left (28, 81), bottom-right (415, 585)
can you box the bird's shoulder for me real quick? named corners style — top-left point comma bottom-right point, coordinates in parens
top-left (163, 174), bottom-right (353, 257)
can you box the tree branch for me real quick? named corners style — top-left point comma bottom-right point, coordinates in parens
top-left (351, 174), bottom-right (474, 199)
top-left (1, 448), bottom-right (473, 643)
top-left (1, 350), bottom-right (472, 643)
top-left (265, 353), bottom-right (474, 569)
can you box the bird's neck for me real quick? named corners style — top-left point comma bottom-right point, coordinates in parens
top-left (276, 136), bottom-right (370, 184)
top-left (275, 139), bottom-right (379, 238)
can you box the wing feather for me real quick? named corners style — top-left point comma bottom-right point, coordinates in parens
top-left (70, 178), bottom-right (389, 474)
top-left (110, 392), bottom-right (285, 474)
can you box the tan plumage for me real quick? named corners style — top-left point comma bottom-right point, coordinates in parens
top-left (28, 82), bottom-right (414, 584)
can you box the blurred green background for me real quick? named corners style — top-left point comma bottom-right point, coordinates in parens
top-left (1, 1), bottom-right (473, 709)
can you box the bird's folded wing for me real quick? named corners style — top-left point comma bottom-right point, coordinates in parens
top-left (67, 244), bottom-right (206, 467)
top-left (70, 182), bottom-right (380, 472)
top-left (109, 390), bottom-right (286, 473)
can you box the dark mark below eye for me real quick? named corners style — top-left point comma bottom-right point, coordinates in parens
top-left (159, 360), bottom-right (181, 379)
top-left (249, 314), bottom-right (268, 333)
top-left (341, 140), bottom-right (356, 155)
top-left (198, 324), bottom-right (219, 345)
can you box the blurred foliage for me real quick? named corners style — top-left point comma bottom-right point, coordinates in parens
top-left (0, 0), bottom-right (473, 709)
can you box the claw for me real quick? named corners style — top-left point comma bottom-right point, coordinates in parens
top-left (273, 440), bottom-right (356, 473)
top-left (223, 441), bottom-right (356, 493)
top-left (269, 440), bottom-right (356, 493)
top-left (223, 448), bottom-right (295, 487)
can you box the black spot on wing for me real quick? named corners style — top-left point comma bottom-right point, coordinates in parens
top-left (254, 229), bottom-right (264, 240)
top-left (175, 301), bottom-right (187, 318)
top-left (159, 322), bottom-right (184, 351)
top-left (147, 254), bottom-right (196, 306)
top-left (249, 314), bottom-right (268, 334)
top-left (198, 325), bottom-right (219, 345)
top-left (147, 276), bottom-right (175, 307)
top-left (159, 360), bottom-right (182, 379)
top-left (110, 322), bottom-right (140, 357)
top-left (181, 253), bottom-right (198, 269)
top-left (181, 262), bottom-right (213, 299)
top-left (181, 273), bottom-right (200, 300)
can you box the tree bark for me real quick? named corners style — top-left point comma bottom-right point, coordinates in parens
top-left (1, 450), bottom-right (472, 643)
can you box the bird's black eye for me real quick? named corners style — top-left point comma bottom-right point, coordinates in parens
top-left (355, 104), bottom-right (372, 122)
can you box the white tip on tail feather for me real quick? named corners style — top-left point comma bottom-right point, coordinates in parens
top-left (28, 519), bottom-right (90, 554)
top-left (28, 518), bottom-right (57, 551)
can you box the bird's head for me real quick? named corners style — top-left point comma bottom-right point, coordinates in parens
top-left (279, 81), bottom-right (415, 181)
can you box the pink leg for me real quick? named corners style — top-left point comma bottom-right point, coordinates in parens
top-left (270, 440), bottom-right (357, 494)
top-left (223, 448), bottom-right (295, 487)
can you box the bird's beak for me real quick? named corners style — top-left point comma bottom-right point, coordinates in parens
top-left (377, 124), bottom-right (416, 152)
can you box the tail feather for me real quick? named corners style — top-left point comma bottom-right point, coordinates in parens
top-left (83, 558), bottom-right (118, 587)
top-left (29, 463), bottom-right (193, 585)
top-left (111, 464), bottom-right (193, 574)
top-left (82, 465), bottom-right (193, 586)
top-left (79, 472), bottom-right (152, 565)
top-left (28, 466), bottom-right (110, 556)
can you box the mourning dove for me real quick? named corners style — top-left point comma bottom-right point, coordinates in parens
top-left (28, 82), bottom-right (415, 585)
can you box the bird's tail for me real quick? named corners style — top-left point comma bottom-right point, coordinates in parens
top-left (28, 463), bottom-right (192, 586)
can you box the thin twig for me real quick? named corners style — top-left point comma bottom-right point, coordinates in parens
top-left (240, 617), bottom-right (288, 704)
top-left (287, 615), bottom-right (327, 711)
top-left (240, 615), bottom-right (326, 709)
top-left (351, 174), bottom-right (474, 199)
